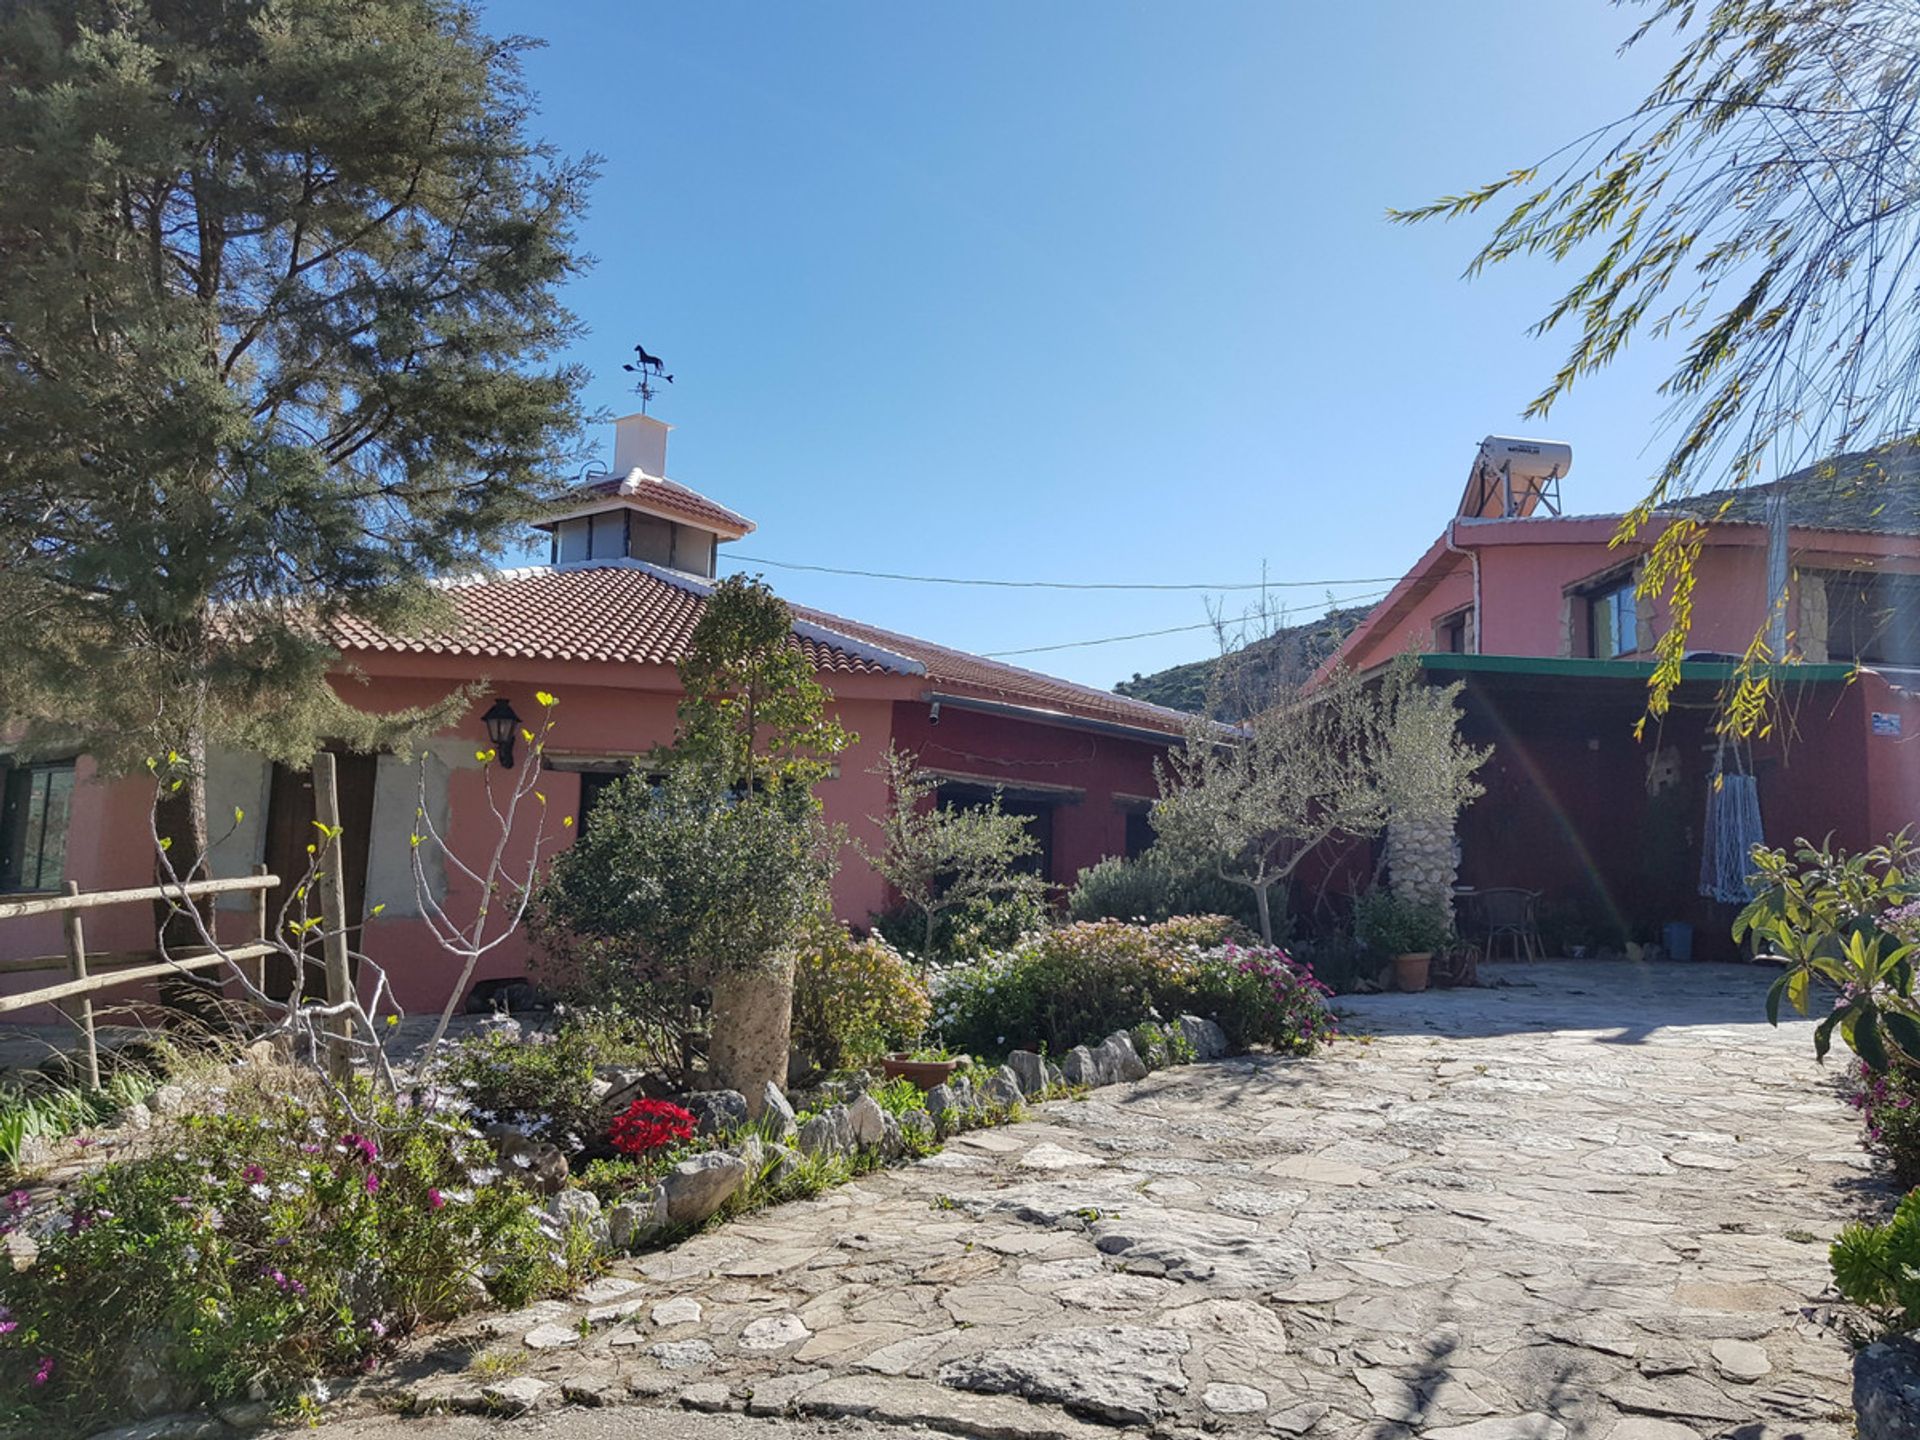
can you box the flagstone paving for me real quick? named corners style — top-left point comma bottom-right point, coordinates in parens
top-left (371, 961), bottom-right (1876, 1439)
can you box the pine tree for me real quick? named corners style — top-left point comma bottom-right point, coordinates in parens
top-left (0, 0), bottom-right (597, 873)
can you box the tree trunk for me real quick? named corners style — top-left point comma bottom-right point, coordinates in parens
top-left (923, 905), bottom-right (937, 957)
top-left (153, 725), bottom-right (223, 1026)
top-left (1251, 882), bottom-right (1274, 946)
top-left (707, 960), bottom-right (794, 1115)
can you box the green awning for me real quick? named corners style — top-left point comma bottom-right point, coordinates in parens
top-left (1415, 653), bottom-right (1855, 684)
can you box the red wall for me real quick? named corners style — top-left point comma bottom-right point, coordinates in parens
top-left (886, 701), bottom-right (1167, 895)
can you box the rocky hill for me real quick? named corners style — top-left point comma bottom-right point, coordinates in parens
top-left (1114, 605), bottom-right (1371, 721)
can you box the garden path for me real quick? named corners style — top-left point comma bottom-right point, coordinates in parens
top-left (369, 961), bottom-right (1871, 1440)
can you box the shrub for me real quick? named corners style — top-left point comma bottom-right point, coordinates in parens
top-left (1353, 890), bottom-right (1453, 956)
top-left (1067, 850), bottom-right (1261, 932)
top-left (790, 926), bottom-right (931, 1073)
top-left (1832, 1185), bottom-right (1920, 1335)
top-left (1180, 945), bottom-right (1336, 1053)
top-left (929, 916), bottom-right (1331, 1061)
top-left (0, 1083), bottom-right (585, 1428)
top-left (437, 1012), bottom-right (664, 1157)
top-left (872, 889), bottom-right (1050, 964)
top-left (1288, 933), bottom-right (1381, 995)
top-left (1844, 1060), bottom-right (1920, 1186)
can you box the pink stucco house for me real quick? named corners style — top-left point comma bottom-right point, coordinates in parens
top-left (0, 414), bottom-right (1190, 1014)
top-left (1316, 437), bottom-right (1920, 958)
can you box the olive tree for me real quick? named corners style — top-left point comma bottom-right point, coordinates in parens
top-left (859, 744), bottom-right (1044, 958)
top-left (1376, 667), bottom-right (1491, 912)
top-left (1152, 669), bottom-right (1390, 945)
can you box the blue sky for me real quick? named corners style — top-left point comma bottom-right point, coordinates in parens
top-left (484, 2), bottom-right (1686, 688)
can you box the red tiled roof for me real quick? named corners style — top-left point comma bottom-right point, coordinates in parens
top-left (788, 604), bottom-right (1195, 738)
top-left (327, 561), bottom-right (1194, 738)
top-left (560, 472), bottom-right (755, 538)
top-left (328, 562), bottom-right (897, 674)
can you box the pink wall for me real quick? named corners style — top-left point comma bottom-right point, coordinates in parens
top-left (3, 655), bottom-right (1175, 1018)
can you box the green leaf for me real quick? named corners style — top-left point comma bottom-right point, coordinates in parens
top-left (1814, 1012), bottom-right (1839, 1062)
top-left (1856, 1006), bottom-right (1893, 1073)
top-left (1765, 971), bottom-right (1788, 1026)
top-left (1884, 1009), bottom-right (1920, 1063)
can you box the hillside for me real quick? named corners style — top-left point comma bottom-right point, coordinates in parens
top-left (1114, 605), bottom-right (1371, 720)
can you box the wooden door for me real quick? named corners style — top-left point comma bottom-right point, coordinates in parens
top-left (262, 752), bottom-right (377, 1000)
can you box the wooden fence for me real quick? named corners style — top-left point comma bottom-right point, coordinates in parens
top-left (0, 750), bottom-right (363, 1087)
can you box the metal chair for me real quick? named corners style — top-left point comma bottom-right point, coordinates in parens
top-left (1473, 887), bottom-right (1543, 962)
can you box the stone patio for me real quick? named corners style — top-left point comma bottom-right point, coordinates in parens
top-left (366, 961), bottom-right (1876, 1439)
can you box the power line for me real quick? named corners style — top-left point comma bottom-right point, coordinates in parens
top-left (980, 588), bottom-right (1394, 658)
top-left (730, 552), bottom-right (1402, 593)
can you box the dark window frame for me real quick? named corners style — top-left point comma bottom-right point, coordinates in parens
top-left (0, 758), bottom-right (76, 894)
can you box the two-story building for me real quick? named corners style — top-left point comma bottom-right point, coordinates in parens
top-left (1318, 438), bottom-right (1920, 959)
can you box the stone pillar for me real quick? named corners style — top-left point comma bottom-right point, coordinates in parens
top-left (1387, 813), bottom-right (1458, 917)
top-left (707, 960), bottom-right (795, 1117)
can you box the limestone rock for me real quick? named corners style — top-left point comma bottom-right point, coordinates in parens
top-left (1008, 1049), bottom-right (1048, 1096)
top-left (1060, 1045), bottom-right (1099, 1087)
top-left (983, 1065), bottom-right (1023, 1107)
top-left (939, 1325), bottom-right (1191, 1425)
top-left (479, 1376), bottom-right (553, 1415)
top-left (678, 1381), bottom-right (733, 1412)
top-left (925, 1084), bottom-right (957, 1120)
top-left (660, 1150), bottom-right (748, 1227)
top-left (1096, 1031), bottom-right (1149, 1083)
top-left (761, 1081), bottom-right (798, 1137)
top-left (652, 1297), bottom-right (704, 1327)
top-left (797, 1111), bottom-right (841, 1157)
top-left (1175, 1014), bottom-right (1229, 1059)
top-left (1203, 1382), bottom-right (1268, 1414)
top-left (545, 1187), bottom-right (607, 1249)
top-left (847, 1092), bottom-right (888, 1146)
top-left (148, 1084), bottom-right (186, 1116)
top-left (1710, 1336), bottom-right (1771, 1383)
top-left (739, 1312), bottom-right (812, 1351)
top-left (682, 1090), bottom-right (749, 1136)
top-left (747, 1369), bottom-right (829, 1416)
top-left (606, 1188), bottom-right (665, 1251)
top-left (1857, 1335), bottom-right (1920, 1440)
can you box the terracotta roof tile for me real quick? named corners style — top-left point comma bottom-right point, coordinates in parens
top-left (788, 604), bottom-right (1195, 737)
top-left (572, 472), bottom-right (755, 537)
top-left (327, 561), bottom-right (1194, 737)
top-left (328, 562), bottom-right (896, 674)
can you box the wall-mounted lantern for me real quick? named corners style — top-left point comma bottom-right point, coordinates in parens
top-left (481, 697), bottom-right (522, 769)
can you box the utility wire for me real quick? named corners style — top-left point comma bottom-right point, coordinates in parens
top-left (980, 587), bottom-right (1394, 658)
top-left (731, 552), bottom-right (1401, 593)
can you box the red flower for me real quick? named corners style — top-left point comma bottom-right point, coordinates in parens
top-left (609, 1098), bottom-right (697, 1157)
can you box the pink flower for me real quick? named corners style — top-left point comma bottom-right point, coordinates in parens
top-left (32, 1356), bottom-right (53, 1386)
top-left (428, 1188), bottom-right (446, 1209)
top-left (364, 1172), bottom-right (380, 1196)
top-left (242, 1164), bottom-right (268, 1185)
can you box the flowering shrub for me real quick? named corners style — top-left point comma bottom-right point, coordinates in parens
top-left (930, 916), bottom-right (1330, 1059)
top-left (608, 1099), bottom-right (696, 1157)
top-left (1844, 1060), bottom-right (1920, 1185)
top-left (439, 1011), bottom-right (666, 1156)
top-left (0, 1084), bottom-right (589, 1428)
top-left (791, 926), bottom-right (931, 1073)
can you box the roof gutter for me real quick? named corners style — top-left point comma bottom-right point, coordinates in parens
top-left (924, 691), bottom-right (1188, 746)
top-left (1444, 518), bottom-right (1482, 654)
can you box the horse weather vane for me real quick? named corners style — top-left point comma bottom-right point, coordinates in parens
top-left (623, 341), bottom-right (673, 413)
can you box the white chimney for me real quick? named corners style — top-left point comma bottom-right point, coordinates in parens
top-left (613, 413), bottom-right (671, 478)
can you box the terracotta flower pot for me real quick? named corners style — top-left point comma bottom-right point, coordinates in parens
top-left (880, 1054), bottom-right (966, 1091)
top-left (1393, 952), bottom-right (1433, 993)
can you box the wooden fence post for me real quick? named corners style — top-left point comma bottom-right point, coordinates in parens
top-left (249, 862), bottom-right (270, 1002)
top-left (61, 880), bottom-right (100, 1091)
top-left (311, 753), bottom-right (355, 1083)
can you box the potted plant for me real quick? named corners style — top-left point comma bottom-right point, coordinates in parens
top-left (880, 1047), bottom-right (971, 1091)
top-left (1354, 891), bottom-right (1454, 993)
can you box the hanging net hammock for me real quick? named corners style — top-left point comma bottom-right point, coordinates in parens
top-left (1699, 769), bottom-right (1765, 905)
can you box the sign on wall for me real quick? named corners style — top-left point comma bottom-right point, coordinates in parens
top-left (1873, 711), bottom-right (1904, 738)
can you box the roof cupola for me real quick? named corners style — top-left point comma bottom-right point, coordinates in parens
top-left (536, 413), bottom-right (755, 579)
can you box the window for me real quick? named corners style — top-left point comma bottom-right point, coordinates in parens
top-left (1123, 807), bottom-right (1154, 859)
top-left (936, 782), bottom-right (1055, 884)
top-left (1436, 609), bottom-right (1472, 655)
top-left (1588, 581), bottom-right (1638, 658)
top-left (1824, 570), bottom-right (1920, 667)
top-left (0, 761), bottom-right (75, 893)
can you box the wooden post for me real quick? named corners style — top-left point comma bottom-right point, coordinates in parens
top-left (249, 862), bottom-right (270, 1002)
top-left (311, 753), bottom-right (354, 1083)
top-left (61, 881), bottom-right (100, 1091)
